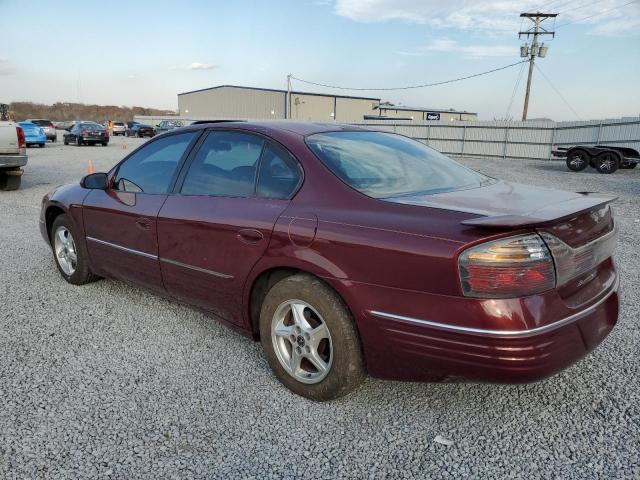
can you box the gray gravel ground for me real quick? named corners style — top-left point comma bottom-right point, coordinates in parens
top-left (1, 133), bottom-right (639, 479)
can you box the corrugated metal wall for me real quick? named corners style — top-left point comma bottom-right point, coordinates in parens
top-left (133, 114), bottom-right (640, 160)
top-left (353, 117), bottom-right (640, 160)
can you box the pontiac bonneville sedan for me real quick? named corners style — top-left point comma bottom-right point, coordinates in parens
top-left (40, 121), bottom-right (619, 401)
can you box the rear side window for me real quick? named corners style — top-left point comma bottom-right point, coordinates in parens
top-left (181, 131), bottom-right (264, 196)
top-left (114, 132), bottom-right (197, 194)
top-left (256, 143), bottom-right (301, 199)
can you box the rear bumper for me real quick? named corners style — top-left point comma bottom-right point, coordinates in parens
top-left (0, 154), bottom-right (28, 168)
top-left (339, 266), bottom-right (619, 383)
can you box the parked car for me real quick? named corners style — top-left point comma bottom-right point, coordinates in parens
top-left (127, 123), bottom-right (155, 138)
top-left (553, 145), bottom-right (639, 174)
top-left (18, 121), bottom-right (47, 147)
top-left (26, 119), bottom-right (57, 142)
top-left (155, 120), bottom-right (184, 134)
top-left (0, 103), bottom-right (28, 190)
top-left (58, 120), bottom-right (76, 131)
top-left (112, 122), bottom-right (127, 136)
top-left (126, 121), bottom-right (139, 130)
top-left (39, 121), bottom-right (619, 401)
top-left (63, 121), bottom-right (109, 146)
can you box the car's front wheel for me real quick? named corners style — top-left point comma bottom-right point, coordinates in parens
top-left (259, 274), bottom-right (365, 401)
top-left (50, 214), bottom-right (99, 285)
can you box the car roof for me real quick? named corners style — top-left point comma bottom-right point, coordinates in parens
top-left (188, 120), bottom-right (371, 136)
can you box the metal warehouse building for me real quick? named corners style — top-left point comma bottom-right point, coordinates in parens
top-left (178, 85), bottom-right (381, 123)
top-left (372, 105), bottom-right (477, 122)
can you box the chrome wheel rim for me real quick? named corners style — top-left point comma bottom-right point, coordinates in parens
top-left (271, 300), bottom-right (333, 384)
top-left (54, 226), bottom-right (77, 276)
top-left (569, 155), bottom-right (584, 168)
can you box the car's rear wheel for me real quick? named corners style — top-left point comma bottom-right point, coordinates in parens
top-left (75, 136), bottom-right (82, 146)
top-left (259, 274), bottom-right (365, 401)
top-left (566, 150), bottom-right (589, 171)
top-left (50, 214), bottom-right (99, 285)
top-left (594, 151), bottom-right (620, 174)
top-left (102, 142), bottom-right (108, 146)
top-left (39, 143), bottom-right (45, 148)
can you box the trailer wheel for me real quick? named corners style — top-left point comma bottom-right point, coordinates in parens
top-left (566, 150), bottom-right (589, 171)
top-left (594, 151), bottom-right (620, 174)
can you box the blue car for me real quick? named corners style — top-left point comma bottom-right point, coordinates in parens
top-left (18, 121), bottom-right (47, 148)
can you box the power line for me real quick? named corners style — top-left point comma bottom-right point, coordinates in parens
top-left (505, 61), bottom-right (527, 119)
top-left (533, 64), bottom-right (581, 119)
top-left (290, 60), bottom-right (528, 92)
top-left (557, 0), bottom-right (604, 15)
top-left (556, 0), bottom-right (639, 27)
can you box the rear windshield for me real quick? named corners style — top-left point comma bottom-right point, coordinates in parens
top-left (80, 122), bottom-right (103, 129)
top-left (306, 131), bottom-right (490, 199)
top-left (113, 122), bottom-right (124, 126)
top-left (31, 120), bottom-right (53, 127)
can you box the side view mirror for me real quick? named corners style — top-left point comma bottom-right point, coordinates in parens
top-left (81, 172), bottom-right (109, 190)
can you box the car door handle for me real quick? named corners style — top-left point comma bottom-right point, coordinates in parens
top-left (135, 217), bottom-right (152, 230)
top-left (237, 228), bottom-right (264, 244)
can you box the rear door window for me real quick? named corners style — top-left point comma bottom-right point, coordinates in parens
top-left (113, 132), bottom-right (197, 194)
top-left (180, 131), bottom-right (264, 197)
top-left (256, 143), bottom-right (302, 199)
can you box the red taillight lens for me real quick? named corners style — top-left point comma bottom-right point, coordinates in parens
top-left (459, 233), bottom-right (555, 298)
top-left (81, 129), bottom-right (88, 134)
top-left (540, 220), bottom-right (617, 287)
top-left (16, 126), bottom-right (26, 148)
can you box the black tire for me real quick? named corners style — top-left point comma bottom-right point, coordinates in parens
top-left (75, 136), bottom-right (83, 146)
top-left (259, 273), bottom-right (365, 401)
top-left (0, 170), bottom-right (21, 191)
top-left (137, 132), bottom-right (142, 138)
top-left (566, 149), bottom-right (589, 171)
top-left (39, 143), bottom-right (45, 148)
top-left (101, 142), bottom-right (108, 146)
top-left (594, 151), bottom-right (620, 174)
top-left (50, 214), bottom-right (99, 285)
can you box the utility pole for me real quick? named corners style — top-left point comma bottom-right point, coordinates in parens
top-left (519, 12), bottom-right (556, 121)
top-left (286, 74), bottom-right (292, 120)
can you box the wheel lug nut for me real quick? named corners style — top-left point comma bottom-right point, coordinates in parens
top-left (305, 346), bottom-right (310, 353)
top-left (296, 346), bottom-right (302, 354)
top-left (304, 333), bottom-right (310, 340)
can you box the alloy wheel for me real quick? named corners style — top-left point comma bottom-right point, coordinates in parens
top-left (54, 226), bottom-right (77, 275)
top-left (271, 300), bottom-right (333, 384)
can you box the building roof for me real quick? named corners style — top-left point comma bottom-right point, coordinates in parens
top-left (377, 105), bottom-right (477, 115)
top-left (178, 84), bottom-right (380, 102)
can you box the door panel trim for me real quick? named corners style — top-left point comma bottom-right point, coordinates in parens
top-left (86, 236), bottom-right (158, 260)
top-left (160, 257), bottom-right (234, 279)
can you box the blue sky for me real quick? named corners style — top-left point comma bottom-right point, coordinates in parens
top-left (0, 0), bottom-right (638, 120)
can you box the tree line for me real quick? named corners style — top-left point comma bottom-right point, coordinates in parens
top-left (8, 102), bottom-right (176, 122)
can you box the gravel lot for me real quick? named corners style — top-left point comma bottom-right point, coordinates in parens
top-left (1, 132), bottom-right (638, 479)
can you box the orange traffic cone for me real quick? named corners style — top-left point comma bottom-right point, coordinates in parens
top-left (122, 142), bottom-right (127, 150)
top-left (87, 160), bottom-right (94, 174)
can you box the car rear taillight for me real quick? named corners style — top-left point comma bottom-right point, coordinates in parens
top-left (539, 222), bottom-right (617, 287)
top-left (81, 129), bottom-right (88, 134)
top-left (459, 233), bottom-right (555, 298)
top-left (16, 126), bottom-right (26, 148)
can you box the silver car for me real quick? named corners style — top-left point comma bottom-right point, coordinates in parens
top-left (111, 122), bottom-right (127, 136)
top-left (27, 119), bottom-right (57, 142)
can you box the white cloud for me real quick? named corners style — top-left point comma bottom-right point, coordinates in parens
top-left (423, 38), bottom-right (514, 57)
top-left (333, 0), bottom-right (640, 35)
top-left (170, 62), bottom-right (218, 71)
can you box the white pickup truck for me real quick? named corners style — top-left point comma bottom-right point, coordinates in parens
top-left (0, 104), bottom-right (28, 190)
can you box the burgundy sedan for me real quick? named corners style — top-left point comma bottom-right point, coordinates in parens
top-left (39, 121), bottom-right (619, 401)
